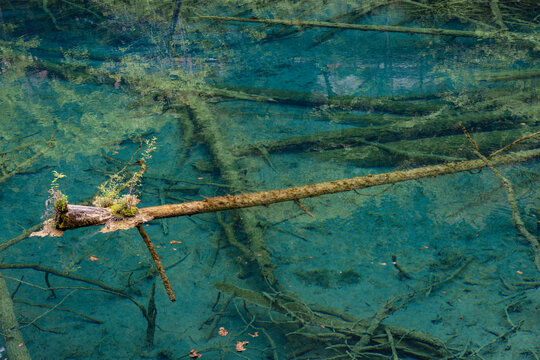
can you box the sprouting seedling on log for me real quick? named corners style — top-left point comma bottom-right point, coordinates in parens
top-left (44, 170), bottom-right (69, 228)
top-left (92, 136), bottom-right (157, 217)
top-left (41, 137), bottom-right (157, 233)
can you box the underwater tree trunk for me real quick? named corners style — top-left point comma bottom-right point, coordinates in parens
top-left (232, 110), bottom-right (534, 156)
top-left (0, 275), bottom-right (32, 360)
top-left (213, 84), bottom-right (442, 115)
top-left (184, 94), bottom-right (279, 287)
top-left (196, 15), bottom-right (540, 48)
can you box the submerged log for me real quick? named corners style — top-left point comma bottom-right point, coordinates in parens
top-left (233, 110), bottom-right (534, 156)
top-left (32, 148), bottom-right (540, 236)
top-left (185, 94), bottom-right (279, 286)
top-left (0, 276), bottom-right (32, 360)
top-left (476, 68), bottom-right (540, 82)
top-left (310, 128), bottom-right (538, 167)
top-left (196, 15), bottom-right (540, 48)
top-left (214, 85), bottom-right (443, 115)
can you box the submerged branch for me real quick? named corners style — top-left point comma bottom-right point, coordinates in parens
top-left (460, 125), bottom-right (540, 272)
top-left (136, 224), bottom-right (176, 302)
top-left (0, 141), bottom-right (54, 185)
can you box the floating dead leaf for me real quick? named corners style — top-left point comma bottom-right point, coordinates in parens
top-left (235, 341), bottom-right (248, 352)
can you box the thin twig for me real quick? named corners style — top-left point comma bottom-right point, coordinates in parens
top-left (14, 299), bottom-right (104, 324)
top-left (2, 274), bottom-right (146, 315)
top-left (293, 199), bottom-right (314, 217)
top-left (20, 289), bottom-right (77, 329)
top-left (0, 263), bottom-right (124, 293)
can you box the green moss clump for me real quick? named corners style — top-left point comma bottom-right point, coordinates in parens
top-left (122, 205), bottom-right (138, 217)
top-left (109, 202), bottom-right (138, 217)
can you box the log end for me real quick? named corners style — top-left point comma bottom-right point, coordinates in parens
top-left (30, 219), bottom-right (65, 237)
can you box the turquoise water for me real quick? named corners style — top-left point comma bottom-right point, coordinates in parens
top-left (0, 1), bottom-right (539, 359)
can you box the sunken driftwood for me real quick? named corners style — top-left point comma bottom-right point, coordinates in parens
top-left (0, 275), bottom-right (32, 360)
top-left (185, 94), bottom-right (279, 287)
top-left (213, 84), bottom-right (443, 115)
top-left (32, 148), bottom-right (540, 236)
top-left (196, 15), bottom-right (540, 49)
top-left (232, 112), bottom-right (535, 157)
top-left (215, 281), bottom-right (453, 359)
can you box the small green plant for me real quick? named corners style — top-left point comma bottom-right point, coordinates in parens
top-left (44, 170), bottom-right (69, 228)
top-left (93, 173), bottom-right (124, 208)
top-left (48, 170), bottom-right (68, 211)
top-left (93, 137), bottom-right (157, 217)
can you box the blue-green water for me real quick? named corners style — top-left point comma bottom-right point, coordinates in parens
top-left (0, 1), bottom-right (539, 359)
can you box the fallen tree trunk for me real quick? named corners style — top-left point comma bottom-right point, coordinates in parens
top-left (0, 275), bottom-right (32, 360)
top-left (195, 15), bottom-right (540, 48)
top-left (213, 85), bottom-right (444, 115)
top-left (311, 128), bottom-right (539, 167)
top-left (232, 110), bottom-right (535, 156)
top-left (32, 148), bottom-right (540, 236)
top-left (476, 68), bottom-right (540, 82)
top-left (185, 94), bottom-right (279, 287)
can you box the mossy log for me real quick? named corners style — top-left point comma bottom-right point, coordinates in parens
top-left (185, 94), bottom-right (279, 287)
top-left (0, 275), bottom-right (32, 360)
top-left (233, 110), bottom-right (536, 156)
top-left (196, 15), bottom-right (540, 49)
top-left (32, 148), bottom-right (540, 236)
top-left (311, 127), bottom-right (539, 167)
top-left (214, 85), bottom-right (443, 115)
